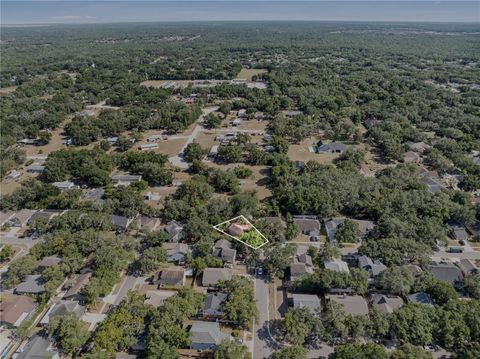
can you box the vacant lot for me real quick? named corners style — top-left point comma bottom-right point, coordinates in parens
top-left (0, 86), bottom-right (17, 94)
top-left (287, 137), bottom-right (339, 164)
top-left (236, 68), bottom-right (268, 80)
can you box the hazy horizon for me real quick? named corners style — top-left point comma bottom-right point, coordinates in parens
top-left (2, 1), bottom-right (479, 25)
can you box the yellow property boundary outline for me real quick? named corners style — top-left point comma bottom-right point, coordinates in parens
top-left (213, 215), bottom-right (269, 250)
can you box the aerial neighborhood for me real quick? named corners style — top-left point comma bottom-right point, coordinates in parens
top-left (1, 16), bottom-right (480, 359)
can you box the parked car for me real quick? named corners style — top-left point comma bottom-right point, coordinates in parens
top-left (449, 247), bottom-right (464, 253)
top-left (459, 240), bottom-right (466, 246)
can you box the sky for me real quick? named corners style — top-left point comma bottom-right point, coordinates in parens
top-left (1, 1), bottom-right (479, 25)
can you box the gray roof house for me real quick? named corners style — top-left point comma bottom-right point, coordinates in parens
top-left (370, 294), bottom-right (404, 314)
top-left (63, 273), bottom-right (92, 302)
top-left (189, 321), bottom-right (231, 350)
top-left (324, 217), bottom-right (345, 243)
top-left (326, 295), bottom-right (369, 316)
top-left (163, 243), bottom-right (190, 264)
top-left (426, 264), bottom-right (463, 286)
top-left (7, 209), bottom-right (36, 227)
top-left (325, 259), bottom-right (350, 273)
top-left (202, 292), bottom-right (228, 317)
top-left (421, 174), bottom-right (445, 194)
top-left (155, 269), bottom-right (186, 287)
top-left (212, 239), bottom-right (237, 264)
top-left (16, 335), bottom-right (60, 359)
top-left (290, 263), bottom-right (313, 280)
top-left (317, 142), bottom-right (347, 154)
top-left (111, 174), bottom-right (142, 186)
top-left (165, 220), bottom-right (184, 243)
top-left (202, 268), bottom-right (233, 287)
top-left (408, 292), bottom-right (434, 306)
top-left (38, 256), bottom-right (62, 270)
top-left (40, 300), bottom-right (86, 325)
top-left (357, 255), bottom-right (387, 277)
top-left (292, 294), bottom-right (320, 311)
top-left (450, 223), bottom-right (469, 241)
top-left (459, 259), bottom-right (478, 276)
top-left (15, 275), bottom-right (46, 295)
top-left (109, 214), bottom-right (134, 232)
top-left (293, 216), bottom-right (320, 236)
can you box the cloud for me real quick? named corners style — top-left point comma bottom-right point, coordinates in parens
top-left (51, 15), bottom-right (97, 21)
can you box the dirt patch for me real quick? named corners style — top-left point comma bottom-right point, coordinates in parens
top-left (287, 136), bottom-right (338, 164)
top-left (0, 86), bottom-right (17, 94)
top-left (236, 68), bottom-right (268, 80)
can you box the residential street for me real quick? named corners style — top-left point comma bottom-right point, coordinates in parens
top-left (253, 274), bottom-right (281, 359)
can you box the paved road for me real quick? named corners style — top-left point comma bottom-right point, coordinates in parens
top-left (113, 275), bottom-right (141, 305)
top-left (253, 275), bottom-right (281, 359)
top-left (169, 106), bottom-right (219, 169)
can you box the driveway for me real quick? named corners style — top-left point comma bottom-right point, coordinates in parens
top-left (253, 274), bottom-right (281, 359)
top-left (168, 106), bottom-right (219, 169)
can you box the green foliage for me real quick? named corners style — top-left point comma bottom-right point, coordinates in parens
top-left (214, 340), bottom-right (250, 359)
top-left (390, 344), bottom-right (433, 359)
top-left (3, 255), bottom-right (37, 288)
top-left (219, 275), bottom-right (258, 329)
top-left (378, 266), bottom-right (416, 296)
top-left (463, 274), bottom-right (480, 299)
top-left (204, 113), bottom-right (222, 129)
top-left (263, 243), bottom-right (295, 279)
top-left (184, 142), bottom-right (207, 162)
top-left (332, 343), bottom-right (388, 359)
top-left (0, 244), bottom-right (15, 263)
top-left (271, 346), bottom-right (308, 359)
top-left (283, 307), bottom-right (323, 345)
top-left (137, 246), bottom-right (167, 274)
top-left (48, 313), bottom-right (90, 355)
top-left (334, 219), bottom-right (359, 243)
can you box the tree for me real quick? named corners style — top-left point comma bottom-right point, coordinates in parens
top-left (321, 242), bottom-right (341, 261)
top-left (390, 344), bottom-right (433, 359)
top-left (391, 304), bottom-right (434, 346)
top-left (463, 274), bottom-right (480, 299)
top-left (264, 243), bottom-right (295, 279)
top-left (204, 113), bottom-right (222, 129)
top-left (378, 266), bottom-right (415, 296)
top-left (137, 246), bottom-right (167, 274)
top-left (214, 340), bottom-right (250, 359)
top-left (332, 343), bottom-right (388, 359)
top-left (217, 145), bottom-right (243, 163)
top-left (3, 255), bottom-right (37, 288)
top-left (48, 313), bottom-right (90, 355)
top-left (0, 244), bottom-right (15, 263)
top-left (283, 307), bottom-right (323, 345)
top-left (334, 219), bottom-right (359, 243)
top-left (270, 346), bottom-right (308, 359)
top-left (183, 142), bottom-right (207, 162)
top-left (219, 276), bottom-right (258, 329)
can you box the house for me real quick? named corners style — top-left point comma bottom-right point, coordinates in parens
top-left (82, 188), bottom-right (105, 202)
top-left (294, 247), bottom-right (313, 268)
top-left (202, 268), bottom-right (233, 287)
top-left (426, 263), bottom-right (463, 286)
top-left (263, 216), bottom-right (287, 229)
top-left (238, 109), bottom-right (247, 118)
top-left (144, 192), bottom-right (161, 201)
top-left (286, 110), bottom-right (303, 117)
top-left (228, 223), bottom-right (250, 236)
top-left (324, 217), bottom-right (345, 242)
top-left (370, 294), bottom-right (404, 314)
top-left (421, 174), bottom-right (445, 194)
top-left (292, 293), bottom-right (320, 311)
top-left (139, 143), bottom-right (159, 151)
top-left (63, 273), bottom-right (92, 302)
top-left (137, 215), bottom-right (160, 231)
top-left (0, 295), bottom-right (37, 327)
top-left (76, 109), bottom-right (95, 117)
top-left (293, 216), bottom-right (320, 240)
top-left (147, 134), bottom-right (164, 142)
top-left (406, 141), bottom-right (430, 153)
top-left (357, 255), bottom-right (387, 277)
top-left (407, 292), bottom-right (434, 306)
top-left (107, 137), bottom-right (118, 145)
top-left (290, 263), bottom-right (312, 281)
top-left (111, 174), bottom-right (142, 186)
top-left (26, 164), bottom-right (45, 173)
top-left (210, 145), bottom-right (219, 157)
top-left (189, 321), bottom-right (231, 350)
top-left (155, 269), bottom-right (186, 287)
top-left (17, 138), bottom-right (40, 145)
top-left (212, 239), bottom-right (237, 264)
top-left (317, 142), bottom-right (347, 154)
top-left (163, 243), bottom-right (190, 264)
top-left (16, 335), bottom-right (59, 359)
top-left (458, 259), bottom-right (478, 276)
top-left (51, 181), bottom-right (76, 190)
top-left (40, 300), bottom-right (86, 325)
top-left (38, 256), bottom-right (62, 270)
top-left (6, 170), bottom-right (21, 180)
top-left (232, 118), bottom-right (243, 127)
top-left (165, 220), bottom-right (184, 242)
top-left (449, 223), bottom-right (469, 241)
top-left (15, 275), bottom-right (46, 294)
top-left (144, 290), bottom-right (176, 308)
top-left (27, 210), bottom-right (62, 226)
top-left (202, 292), bottom-right (228, 317)
top-left (353, 220), bottom-right (376, 237)
top-left (325, 259), bottom-right (350, 273)
top-left (403, 151), bottom-right (421, 163)
top-left (109, 214), bottom-right (134, 232)
top-left (7, 209), bottom-right (36, 227)
top-left (325, 295), bottom-right (369, 316)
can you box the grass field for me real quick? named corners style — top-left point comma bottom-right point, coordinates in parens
top-left (235, 68), bottom-right (268, 80)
